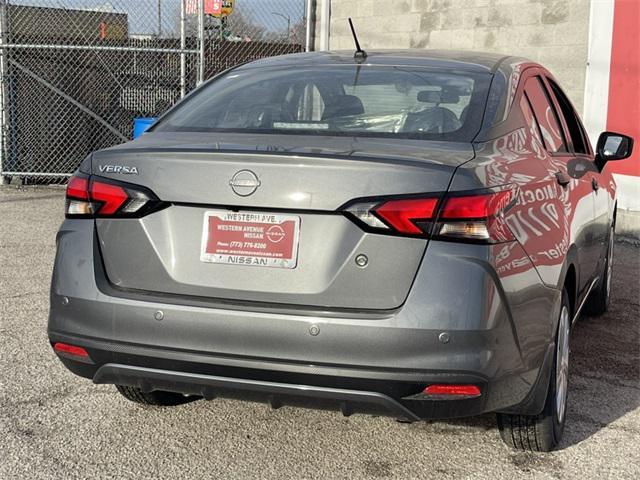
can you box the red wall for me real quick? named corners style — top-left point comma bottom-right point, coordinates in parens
top-left (606, 0), bottom-right (640, 177)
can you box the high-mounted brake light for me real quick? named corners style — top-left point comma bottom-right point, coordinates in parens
top-left (342, 187), bottom-right (516, 243)
top-left (65, 173), bottom-right (161, 218)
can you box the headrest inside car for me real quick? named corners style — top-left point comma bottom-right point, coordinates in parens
top-left (417, 90), bottom-right (460, 104)
top-left (322, 94), bottom-right (365, 119)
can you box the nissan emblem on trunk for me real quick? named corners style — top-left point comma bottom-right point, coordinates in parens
top-left (230, 170), bottom-right (261, 196)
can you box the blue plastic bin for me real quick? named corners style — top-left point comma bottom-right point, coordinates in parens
top-left (133, 117), bottom-right (157, 139)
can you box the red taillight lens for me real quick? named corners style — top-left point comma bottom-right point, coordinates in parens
top-left (374, 198), bottom-right (439, 235)
top-left (65, 174), bottom-right (160, 218)
top-left (440, 190), bottom-right (513, 220)
top-left (343, 187), bottom-right (516, 243)
top-left (65, 174), bottom-right (93, 217)
top-left (436, 189), bottom-right (515, 242)
top-left (424, 384), bottom-right (481, 397)
top-left (66, 175), bottom-right (89, 200)
top-left (53, 342), bottom-right (89, 358)
top-left (90, 180), bottom-right (129, 215)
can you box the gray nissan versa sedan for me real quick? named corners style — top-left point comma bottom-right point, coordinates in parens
top-left (49, 50), bottom-right (633, 451)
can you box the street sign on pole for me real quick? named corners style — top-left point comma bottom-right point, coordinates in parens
top-left (185, 0), bottom-right (233, 17)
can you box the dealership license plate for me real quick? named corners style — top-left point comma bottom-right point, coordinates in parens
top-left (200, 210), bottom-right (300, 269)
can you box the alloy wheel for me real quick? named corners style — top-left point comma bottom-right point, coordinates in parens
top-left (555, 305), bottom-right (570, 423)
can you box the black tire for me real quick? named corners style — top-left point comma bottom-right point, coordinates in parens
top-left (584, 224), bottom-right (614, 316)
top-left (115, 385), bottom-right (198, 406)
top-left (496, 288), bottom-right (571, 452)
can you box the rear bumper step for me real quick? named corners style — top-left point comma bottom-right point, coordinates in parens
top-left (94, 364), bottom-right (422, 421)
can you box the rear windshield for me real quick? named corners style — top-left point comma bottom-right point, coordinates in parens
top-left (154, 65), bottom-right (492, 141)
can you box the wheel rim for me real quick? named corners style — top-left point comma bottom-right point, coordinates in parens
top-left (606, 227), bottom-right (614, 300)
top-left (556, 305), bottom-right (570, 423)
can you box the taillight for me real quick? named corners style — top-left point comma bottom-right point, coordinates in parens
top-left (65, 173), bottom-right (162, 218)
top-left (435, 189), bottom-right (515, 242)
top-left (374, 198), bottom-right (439, 235)
top-left (89, 180), bottom-right (129, 215)
top-left (345, 196), bottom-right (440, 236)
top-left (343, 187), bottom-right (516, 243)
top-left (65, 174), bottom-right (93, 217)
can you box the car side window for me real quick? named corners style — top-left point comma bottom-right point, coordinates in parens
top-left (520, 94), bottom-right (544, 148)
top-left (546, 78), bottom-right (591, 155)
top-left (524, 76), bottom-right (567, 153)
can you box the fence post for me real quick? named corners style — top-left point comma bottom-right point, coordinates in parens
top-left (180, 0), bottom-right (186, 97)
top-left (305, 0), bottom-right (315, 52)
top-left (197, 0), bottom-right (205, 85)
top-left (0, 0), bottom-right (7, 183)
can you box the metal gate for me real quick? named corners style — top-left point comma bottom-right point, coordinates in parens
top-left (0, 0), bottom-right (309, 183)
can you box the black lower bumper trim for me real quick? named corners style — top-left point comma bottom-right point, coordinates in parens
top-left (94, 364), bottom-right (422, 421)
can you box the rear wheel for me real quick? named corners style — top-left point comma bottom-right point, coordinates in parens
top-left (496, 289), bottom-right (571, 452)
top-left (115, 385), bottom-right (198, 406)
top-left (585, 224), bottom-right (614, 316)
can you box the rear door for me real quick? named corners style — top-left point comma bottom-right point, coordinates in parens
top-left (523, 74), bottom-right (598, 291)
top-left (545, 76), bottom-right (608, 275)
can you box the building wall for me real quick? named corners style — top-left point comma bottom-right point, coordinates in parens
top-left (324, 0), bottom-right (591, 115)
top-left (316, 0), bottom-right (639, 236)
top-left (8, 5), bottom-right (128, 42)
top-left (583, 0), bottom-right (640, 235)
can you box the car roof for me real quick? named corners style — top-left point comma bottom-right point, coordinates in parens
top-left (235, 50), bottom-right (524, 74)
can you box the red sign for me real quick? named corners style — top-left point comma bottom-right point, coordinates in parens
top-left (200, 211), bottom-right (300, 268)
top-left (185, 0), bottom-right (222, 15)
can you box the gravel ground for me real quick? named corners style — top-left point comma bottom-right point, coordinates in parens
top-left (1, 186), bottom-right (639, 480)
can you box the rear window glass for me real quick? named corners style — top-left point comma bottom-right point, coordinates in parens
top-left (154, 66), bottom-right (492, 141)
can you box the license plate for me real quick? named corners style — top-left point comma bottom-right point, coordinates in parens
top-left (200, 210), bottom-right (300, 269)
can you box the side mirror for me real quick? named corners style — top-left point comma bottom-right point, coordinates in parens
top-left (595, 131), bottom-right (633, 169)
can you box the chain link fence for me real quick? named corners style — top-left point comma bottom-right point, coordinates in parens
top-left (0, 0), bottom-right (309, 183)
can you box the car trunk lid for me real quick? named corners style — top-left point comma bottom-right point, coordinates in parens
top-left (93, 133), bottom-right (474, 310)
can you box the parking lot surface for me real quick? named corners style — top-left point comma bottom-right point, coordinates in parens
top-left (1, 186), bottom-right (639, 479)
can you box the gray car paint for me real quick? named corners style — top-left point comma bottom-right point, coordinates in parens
top-left (50, 219), bottom-right (558, 413)
top-left (48, 50), bottom-right (614, 419)
top-left (93, 137), bottom-right (473, 309)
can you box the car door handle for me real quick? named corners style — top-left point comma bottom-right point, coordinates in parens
top-left (592, 178), bottom-right (599, 191)
top-left (555, 171), bottom-right (571, 187)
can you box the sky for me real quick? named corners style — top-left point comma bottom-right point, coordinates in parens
top-left (9, 0), bottom-right (306, 36)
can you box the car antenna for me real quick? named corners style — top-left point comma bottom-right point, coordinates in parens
top-left (348, 18), bottom-right (367, 61)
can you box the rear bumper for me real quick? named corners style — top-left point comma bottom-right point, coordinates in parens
top-left (48, 329), bottom-right (554, 420)
top-left (98, 364), bottom-right (423, 421)
top-left (49, 220), bottom-right (560, 420)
